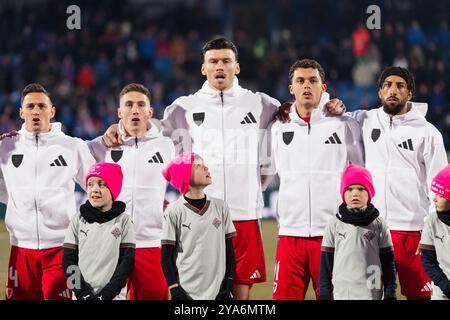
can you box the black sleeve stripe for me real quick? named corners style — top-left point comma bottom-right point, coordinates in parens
top-left (380, 246), bottom-right (394, 254)
top-left (120, 243), bottom-right (136, 249)
top-left (321, 246), bottom-right (335, 253)
top-left (63, 243), bottom-right (78, 250)
top-left (419, 244), bottom-right (436, 251)
top-left (226, 231), bottom-right (237, 238)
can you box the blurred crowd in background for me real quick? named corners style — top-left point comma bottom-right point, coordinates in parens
top-left (0, 0), bottom-right (449, 147)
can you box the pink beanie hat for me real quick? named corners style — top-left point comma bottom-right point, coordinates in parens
top-left (340, 164), bottom-right (375, 204)
top-left (162, 152), bottom-right (196, 195)
top-left (431, 165), bottom-right (450, 201)
top-left (86, 162), bottom-right (123, 201)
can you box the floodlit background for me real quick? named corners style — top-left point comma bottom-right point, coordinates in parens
top-left (0, 0), bottom-right (449, 299)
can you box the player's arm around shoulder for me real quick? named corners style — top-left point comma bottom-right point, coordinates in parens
top-left (86, 135), bottom-right (108, 161)
top-left (73, 138), bottom-right (96, 189)
top-left (344, 116), bottom-right (365, 166)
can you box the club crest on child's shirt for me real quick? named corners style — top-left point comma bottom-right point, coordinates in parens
top-left (111, 227), bottom-right (122, 239)
top-left (212, 217), bottom-right (221, 229)
top-left (363, 230), bottom-right (376, 242)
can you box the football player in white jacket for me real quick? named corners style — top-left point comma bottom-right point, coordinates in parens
top-left (88, 83), bottom-right (175, 300)
top-left (276, 66), bottom-right (448, 299)
top-left (270, 59), bottom-right (364, 300)
top-left (0, 83), bottom-right (95, 299)
top-left (103, 38), bottom-right (279, 300)
top-left (101, 38), bottom-right (345, 300)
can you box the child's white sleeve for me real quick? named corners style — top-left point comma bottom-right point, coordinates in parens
top-left (63, 215), bottom-right (80, 248)
top-left (120, 215), bottom-right (136, 248)
top-left (321, 220), bottom-right (336, 252)
top-left (223, 202), bottom-right (236, 238)
top-left (419, 215), bottom-right (435, 249)
top-left (378, 219), bottom-right (394, 251)
top-left (161, 207), bottom-right (178, 245)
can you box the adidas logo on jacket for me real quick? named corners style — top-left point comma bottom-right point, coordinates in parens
top-left (0, 123), bottom-right (95, 249)
top-left (270, 92), bottom-right (365, 237)
top-left (352, 103), bottom-right (448, 231)
top-left (161, 77), bottom-right (280, 221)
top-left (88, 121), bottom-right (175, 248)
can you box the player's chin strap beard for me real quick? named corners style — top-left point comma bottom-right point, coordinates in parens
top-left (383, 101), bottom-right (406, 116)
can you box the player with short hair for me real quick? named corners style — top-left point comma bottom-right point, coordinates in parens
top-left (88, 83), bottom-right (175, 300)
top-left (103, 37), bottom-right (278, 300)
top-left (0, 83), bottom-right (95, 299)
top-left (269, 59), bottom-right (364, 300)
top-left (278, 66), bottom-right (448, 299)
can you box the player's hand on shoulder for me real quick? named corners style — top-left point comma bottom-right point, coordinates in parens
top-left (102, 123), bottom-right (122, 147)
top-left (0, 130), bottom-right (18, 141)
top-left (273, 101), bottom-right (292, 123)
top-left (326, 98), bottom-right (346, 116)
top-left (163, 199), bottom-right (170, 211)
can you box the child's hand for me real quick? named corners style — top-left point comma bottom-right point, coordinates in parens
top-left (215, 277), bottom-right (233, 300)
top-left (75, 289), bottom-right (96, 300)
top-left (95, 287), bottom-right (117, 300)
top-left (170, 286), bottom-right (193, 300)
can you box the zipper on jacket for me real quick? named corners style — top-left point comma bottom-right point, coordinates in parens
top-left (385, 117), bottom-right (393, 223)
top-left (132, 138), bottom-right (138, 219)
top-left (307, 122), bottom-right (312, 237)
top-left (220, 91), bottom-right (227, 203)
top-left (34, 134), bottom-right (40, 249)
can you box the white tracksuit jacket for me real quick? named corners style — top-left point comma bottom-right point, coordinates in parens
top-left (0, 123), bottom-right (95, 249)
top-left (161, 77), bottom-right (279, 221)
top-left (88, 121), bottom-right (175, 248)
top-left (270, 93), bottom-right (365, 237)
top-left (350, 104), bottom-right (448, 231)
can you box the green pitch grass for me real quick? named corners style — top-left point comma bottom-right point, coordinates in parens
top-left (0, 219), bottom-right (405, 300)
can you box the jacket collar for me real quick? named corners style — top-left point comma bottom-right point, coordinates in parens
top-left (289, 92), bottom-right (331, 124)
top-left (118, 119), bottom-right (161, 144)
top-left (199, 76), bottom-right (242, 98)
top-left (377, 102), bottom-right (428, 124)
top-left (18, 122), bottom-right (64, 144)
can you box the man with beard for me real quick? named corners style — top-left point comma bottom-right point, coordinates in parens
top-left (279, 66), bottom-right (448, 299)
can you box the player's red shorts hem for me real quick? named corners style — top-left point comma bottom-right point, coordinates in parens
top-left (6, 246), bottom-right (71, 300)
top-left (391, 230), bottom-right (432, 298)
top-left (232, 220), bottom-right (266, 285)
top-left (127, 247), bottom-right (169, 300)
top-left (272, 236), bottom-right (322, 300)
